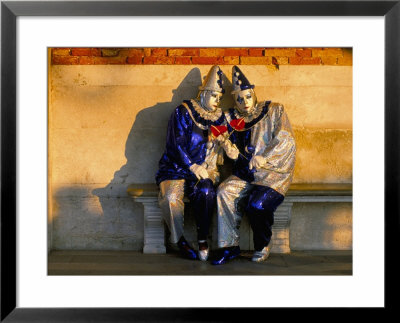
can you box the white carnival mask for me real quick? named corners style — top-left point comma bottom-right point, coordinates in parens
top-left (233, 89), bottom-right (256, 115)
top-left (200, 90), bottom-right (223, 112)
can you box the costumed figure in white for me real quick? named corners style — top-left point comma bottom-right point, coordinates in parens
top-left (212, 66), bottom-right (296, 265)
top-left (155, 66), bottom-right (234, 261)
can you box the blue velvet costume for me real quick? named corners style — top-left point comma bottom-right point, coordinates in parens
top-left (156, 100), bottom-right (225, 185)
top-left (156, 100), bottom-right (225, 243)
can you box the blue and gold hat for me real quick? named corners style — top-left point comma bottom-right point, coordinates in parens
top-left (231, 65), bottom-right (255, 94)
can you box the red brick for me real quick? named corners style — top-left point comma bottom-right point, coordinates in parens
top-left (52, 56), bottom-right (79, 65)
top-left (91, 48), bottom-right (102, 56)
top-left (338, 58), bottom-right (352, 66)
top-left (71, 48), bottom-right (91, 56)
top-left (240, 56), bottom-right (272, 65)
top-left (337, 48), bottom-right (352, 66)
top-left (119, 48), bottom-right (144, 57)
top-left (143, 56), bottom-right (175, 64)
top-left (151, 48), bottom-right (167, 56)
top-left (295, 49), bottom-right (312, 57)
top-left (199, 49), bottom-right (225, 57)
top-left (101, 48), bottom-right (120, 57)
top-left (289, 57), bottom-right (321, 65)
top-left (168, 48), bottom-right (199, 56)
top-left (265, 48), bottom-right (296, 57)
top-left (312, 48), bottom-right (343, 57)
top-left (174, 57), bottom-right (191, 64)
top-left (223, 48), bottom-right (248, 56)
top-left (144, 48), bottom-right (152, 56)
top-left (191, 57), bottom-right (224, 64)
top-left (52, 48), bottom-right (70, 56)
top-left (126, 56), bottom-right (143, 64)
top-left (79, 56), bottom-right (95, 65)
top-left (94, 57), bottom-right (127, 64)
top-left (248, 48), bottom-right (264, 56)
top-left (223, 56), bottom-right (240, 64)
top-left (321, 57), bottom-right (338, 65)
top-left (275, 57), bottom-right (289, 65)
top-left (71, 48), bottom-right (102, 56)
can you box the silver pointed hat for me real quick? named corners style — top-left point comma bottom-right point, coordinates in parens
top-left (231, 65), bottom-right (255, 94)
top-left (198, 65), bottom-right (225, 93)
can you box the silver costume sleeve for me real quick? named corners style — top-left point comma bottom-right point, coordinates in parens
top-left (262, 106), bottom-right (296, 174)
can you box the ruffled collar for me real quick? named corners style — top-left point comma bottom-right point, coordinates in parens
top-left (228, 101), bottom-right (270, 131)
top-left (182, 99), bottom-right (225, 130)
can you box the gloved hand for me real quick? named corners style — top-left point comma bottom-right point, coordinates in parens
top-left (249, 155), bottom-right (266, 170)
top-left (221, 139), bottom-right (240, 160)
top-left (189, 164), bottom-right (209, 180)
top-left (215, 132), bottom-right (229, 143)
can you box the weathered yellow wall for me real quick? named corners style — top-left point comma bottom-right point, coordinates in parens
top-left (49, 65), bottom-right (352, 250)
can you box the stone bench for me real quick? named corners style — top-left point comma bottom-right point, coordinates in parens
top-left (127, 183), bottom-right (352, 254)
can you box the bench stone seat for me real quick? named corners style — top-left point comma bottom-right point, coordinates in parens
top-left (127, 183), bottom-right (352, 254)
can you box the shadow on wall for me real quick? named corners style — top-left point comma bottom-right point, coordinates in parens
top-left (92, 68), bottom-right (233, 248)
top-left (93, 67), bottom-right (202, 191)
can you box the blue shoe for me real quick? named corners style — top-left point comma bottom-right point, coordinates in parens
top-left (177, 237), bottom-right (197, 260)
top-left (211, 246), bottom-right (240, 265)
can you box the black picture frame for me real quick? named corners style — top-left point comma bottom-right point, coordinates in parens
top-left (1, 0), bottom-right (398, 321)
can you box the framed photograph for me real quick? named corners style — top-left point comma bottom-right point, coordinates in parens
top-left (47, 46), bottom-right (353, 275)
top-left (1, 0), bottom-right (398, 321)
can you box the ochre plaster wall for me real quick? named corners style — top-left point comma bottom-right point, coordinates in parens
top-left (49, 64), bottom-right (352, 250)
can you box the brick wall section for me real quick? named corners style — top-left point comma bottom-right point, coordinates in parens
top-left (51, 47), bottom-right (352, 66)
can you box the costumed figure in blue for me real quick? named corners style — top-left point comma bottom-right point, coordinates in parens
top-left (156, 66), bottom-right (234, 261)
top-left (212, 66), bottom-right (296, 265)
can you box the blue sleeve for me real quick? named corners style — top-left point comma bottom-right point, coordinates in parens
top-left (165, 106), bottom-right (194, 168)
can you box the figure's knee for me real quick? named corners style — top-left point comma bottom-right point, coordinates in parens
top-left (159, 188), bottom-right (184, 207)
top-left (217, 181), bottom-right (230, 199)
top-left (246, 198), bottom-right (266, 215)
top-left (246, 187), bottom-right (284, 215)
top-left (246, 191), bottom-right (278, 215)
top-left (196, 179), bottom-right (216, 201)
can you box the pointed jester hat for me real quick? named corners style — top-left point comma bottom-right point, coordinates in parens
top-left (198, 65), bottom-right (225, 94)
top-left (231, 65), bottom-right (255, 94)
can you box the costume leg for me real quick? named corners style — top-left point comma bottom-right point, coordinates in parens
top-left (216, 175), bottom-right (252, 248)
top-left (158, 179), bottom-right (185, 244)
top-left (246, 185), bottom-right (284, 251)
top-left (185, 178), bottom-right (216, 241)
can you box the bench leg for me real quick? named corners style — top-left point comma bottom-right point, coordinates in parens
top-left (271, 201), bottom-right (293, 253)
top-left (135, 197), bottom-right (166, 254)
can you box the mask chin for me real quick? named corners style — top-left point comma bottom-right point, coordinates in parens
top-left (237, 105), bottom-right (254, 115)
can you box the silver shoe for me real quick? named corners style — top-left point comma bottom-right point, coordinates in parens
top-left (251, 244), bottom-right (272, 263)
top-left (198, 248), bottom-right (209, 261)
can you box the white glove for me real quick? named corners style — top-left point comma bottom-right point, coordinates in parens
top-left (215, 132), bottom-right (229, 143)
top-left (221, 139), bottom-right (239, 160)
top-left (189, 164), bottom-right (209, 180)
top-left (249, 155), bottom-right (266, 170)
